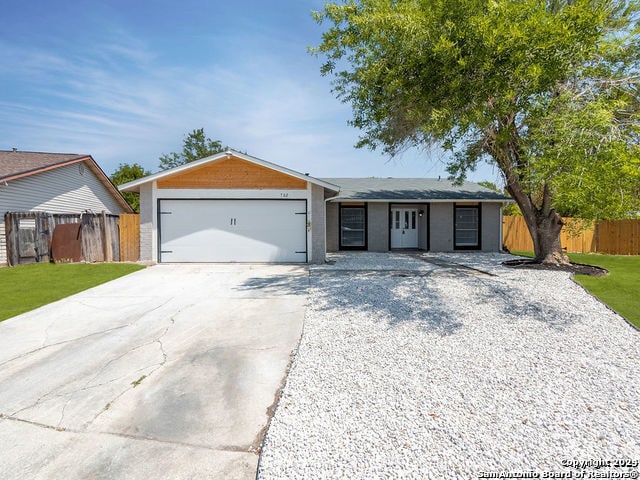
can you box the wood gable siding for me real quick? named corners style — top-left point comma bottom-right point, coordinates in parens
top-left (0, 162), bottom-right (127, 265)
top-left (156, 156), bottom-right (308, 190)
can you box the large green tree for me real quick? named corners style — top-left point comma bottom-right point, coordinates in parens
top-left (159, 128), bottom-right (224, 170)
top-left (110, 163), bottom-right (151, 213)
top-left (478, 181), bottom-right (522, 216)
top-left (313, 0), bottom-right (640, 264)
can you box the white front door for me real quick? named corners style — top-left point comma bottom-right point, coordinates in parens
top-left (390, 208), bottom-right (418, 248)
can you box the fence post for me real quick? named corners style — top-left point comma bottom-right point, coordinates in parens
top-left (4, 213), bottom-right (17, 267)
top-left (101, 211), bottom-right (113, 262)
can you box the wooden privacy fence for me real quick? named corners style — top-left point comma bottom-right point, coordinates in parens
top-left (503, 215), bottom-right (640, 255)
top-left (119, 213), bottom-right (140, 262)
top-left (596, 219), bottom-right (640, 255)
top-left (4, 211), bottom-right (140, 266)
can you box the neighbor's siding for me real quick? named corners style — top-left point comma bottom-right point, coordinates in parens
top-left (326, 202), bottom-right (339, 252)
top-left (481, 203), bottom-right (502, 252)
top-left (0, 162), bottom-right (123, 215)
top-left (0, 162), bottom-right (127, 265)
top-left (367, 203), bottom-right (389, 252)
top-left (310, 184), bottom-right (326, 263)
top-left (139, 183), bottom-right (154, 262)
top-left (429, 203), bottom-right (454, 251)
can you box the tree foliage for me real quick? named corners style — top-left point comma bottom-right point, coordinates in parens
top-left (159, 128), bottom-right (224, 170)
top-left (477, 181), bottom-right (522, 215)
top-left (110, 163), bottom-right (151, 213)
top-left (313, 0), bottom-right (640, 263)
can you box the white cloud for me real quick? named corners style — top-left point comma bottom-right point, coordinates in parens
top-left (0, 33), bottom-right (499, 184)
top-left (0, 36), bottom-right (349, 171)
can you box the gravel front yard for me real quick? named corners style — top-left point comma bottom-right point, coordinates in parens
top-left (258, 252), bottom-right (640, 479)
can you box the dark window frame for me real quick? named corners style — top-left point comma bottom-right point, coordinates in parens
top-left (339, 203), bottom-right (368, 250)
top-left (453, 203), bottom-right (482, 250)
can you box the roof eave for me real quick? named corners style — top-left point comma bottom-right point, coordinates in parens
top-left (0, 155), bottom-right (88, 182)
top-left (118, 149), bottom-right (340, 193)
top-left (328, 198), bottom-right (513, 203)
top-left (83, 158), bottom-right (134, 213)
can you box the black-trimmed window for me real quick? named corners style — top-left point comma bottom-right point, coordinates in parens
top-left (340, 204), bottom-right (367, 250)
top-left (454, 204), bottom-right (481, 249)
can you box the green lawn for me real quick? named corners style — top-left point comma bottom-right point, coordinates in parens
top-left (512, 251), bottom-right (640, 328)
top-left (0, 263), bottom-right (145, 322)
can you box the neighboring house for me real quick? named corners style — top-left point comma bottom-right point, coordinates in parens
top-left (0, 149), bottom-right (133, 266)
top-left (119, 149), bottom-right (510, 264)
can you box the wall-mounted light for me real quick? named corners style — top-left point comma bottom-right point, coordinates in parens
top-left (418, 210), bottom-right (424, 217)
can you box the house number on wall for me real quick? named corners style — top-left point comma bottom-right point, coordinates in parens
top-left (280, 193), bottom-right (289, 198)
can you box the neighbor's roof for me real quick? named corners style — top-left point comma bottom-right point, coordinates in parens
top-left (118, 148), bottom-right (341, 193)
top-left (0, 150), bottom-right (86, 180)
top-left (0, 149), bottom-right (133, 212)
top-left (322, 177), bottom-right (511, 202)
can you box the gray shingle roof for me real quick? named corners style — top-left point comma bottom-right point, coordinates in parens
top-left (321, 177), bottom-right (510, 201)
top-left (0, 150), bottom-right (86, 180)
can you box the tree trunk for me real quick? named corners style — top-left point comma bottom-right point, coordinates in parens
top-left (502, 168), bottom-right (570, 265)
top-left (487, 126), bottom-right (570, 265)
top-left (524, 209), bottom-right (570, 265)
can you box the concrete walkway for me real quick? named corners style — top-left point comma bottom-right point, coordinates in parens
top-left (0, 264), bottom-right (308, 480)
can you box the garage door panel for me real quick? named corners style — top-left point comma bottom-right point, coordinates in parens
top-left (159, 200), bottom-right (307, 263)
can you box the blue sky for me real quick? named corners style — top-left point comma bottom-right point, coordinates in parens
top-left (0, 0), bottom-right (499, 183)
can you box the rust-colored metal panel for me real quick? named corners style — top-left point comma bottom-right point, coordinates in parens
top-left (51, 223), bottom-right (82, 263)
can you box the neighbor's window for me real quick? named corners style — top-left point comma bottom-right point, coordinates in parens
top-left (340, 206), bottom-right (366, 249)
top-left (454, 205), bottom-right (480, 249)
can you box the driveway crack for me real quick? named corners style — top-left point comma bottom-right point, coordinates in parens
top-left (88, 315), bottom-right (176, 426)
top-left (0, 414), bottom-right (250, 453)
top-left (0, 298), bottom-right (174, 370)
top-left (8, 310), bottom-right (178, 428)
top-left (0, 324), bottom-right (130, 370)
top-left (56, 338), bottom-right (165, 428)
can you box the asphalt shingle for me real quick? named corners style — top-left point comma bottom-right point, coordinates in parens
top-left (321, 177), bottom-right (510, 201)
top-left (0, 150), bottom-right (85, 180)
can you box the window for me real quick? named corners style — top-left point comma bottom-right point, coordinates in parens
top-left (340, 206), bottom-right (367, 249)
top-left (454, 205), bottom-right (481, 249)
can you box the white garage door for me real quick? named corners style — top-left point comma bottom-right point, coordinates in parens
top-left (159, 199), bottom-right (307, 263)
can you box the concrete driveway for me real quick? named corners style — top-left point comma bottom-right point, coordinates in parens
top-left (0, 264), bottom-right (308, 480)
